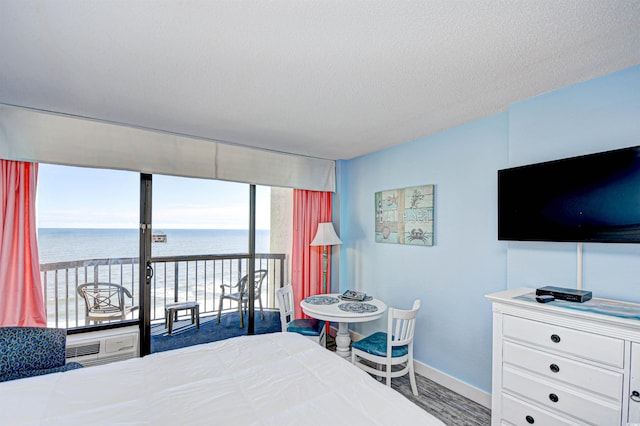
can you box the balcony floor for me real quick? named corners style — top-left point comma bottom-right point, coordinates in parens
top-left (150, 309), bottom-right (282, 353)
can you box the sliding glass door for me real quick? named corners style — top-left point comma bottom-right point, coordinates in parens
top-left (146, 176), bottom-right (273, 353)
top-left (36, 164), bottom-right (289, 357)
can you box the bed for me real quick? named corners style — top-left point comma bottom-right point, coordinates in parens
top-left (0, 332), bottom-right (445, 425)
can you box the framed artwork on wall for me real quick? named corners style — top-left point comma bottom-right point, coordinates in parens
top-left (375, 184), bottom-right (435, 246)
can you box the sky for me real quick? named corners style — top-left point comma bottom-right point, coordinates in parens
top-left (37, 163), bottom-right (271, 229)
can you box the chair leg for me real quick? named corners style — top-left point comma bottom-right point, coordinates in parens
top-left (385, 361), bottom-right (392, 387)
top-left (408, 358), bottom-right (418, 396)
top-left (239, 299), bottom-right (244, 328)
top-left (319, 324), bottom-right (326, 347)
top-left (259, 297), bottom-right (264, 320)
top-left (195, 305), bottom-right (200, 330)
top-left (217, 295), bottom-right (224, 323)
top-left (167, 308), bottom-right (174, 336)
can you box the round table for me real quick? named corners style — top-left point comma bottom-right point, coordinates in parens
top-left (300, 293), bottom-right (387, 358)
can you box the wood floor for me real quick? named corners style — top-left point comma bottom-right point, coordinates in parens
top-left (327, 335), bottom-right (492, 425)
top-left (390, 373), bottom-right (491, 425)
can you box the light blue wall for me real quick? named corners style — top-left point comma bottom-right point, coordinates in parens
top-left (336, 64), bottom-right (640, 394)
top-left (337, 113), bottom-right (509, 392)
top-left (507, 65), bottom-right (640, 304)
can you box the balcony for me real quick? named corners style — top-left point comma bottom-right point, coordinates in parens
top-left (41, 253), bottom-right (286, 329)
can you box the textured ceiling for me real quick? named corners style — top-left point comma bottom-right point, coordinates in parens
top-left (0, 1), bottom-right (639, 160)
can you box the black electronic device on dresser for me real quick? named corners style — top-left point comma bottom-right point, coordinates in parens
top-left (535, 285), bottom-right (592, 303)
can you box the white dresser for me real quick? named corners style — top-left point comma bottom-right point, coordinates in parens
top-left (487, 288), bottom-right (640, 426)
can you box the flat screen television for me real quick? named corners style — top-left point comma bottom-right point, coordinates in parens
top-left (498, 146), bottom-right (640, 243)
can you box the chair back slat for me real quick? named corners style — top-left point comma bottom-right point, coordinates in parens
top-left (387, 300), bottom-right (420, 349)
top-left (276, 284), bottom-right (295, 331)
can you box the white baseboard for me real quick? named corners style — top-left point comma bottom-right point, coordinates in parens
top-left (332, 326), bottom-right (491, 409)
top-left (413, 360), bottom-right (491, 408)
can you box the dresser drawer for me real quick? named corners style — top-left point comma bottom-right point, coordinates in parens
top-left (503, 341), bottom-right (623, 400)
top-left (502, 393), bottom-right (583, 426)
top-left (502, 315), bottom-right (625, 368)
top-left (503, 366), bottom-right (621, 425)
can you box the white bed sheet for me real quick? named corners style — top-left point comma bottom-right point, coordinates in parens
top-left (0, 332), bottom-right (445, 425)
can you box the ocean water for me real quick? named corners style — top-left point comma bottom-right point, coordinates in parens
top-left (38, 228), bottom-right (270, 264)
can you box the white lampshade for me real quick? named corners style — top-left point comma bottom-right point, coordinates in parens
top-left (310, 222), bottom-right (342, 246)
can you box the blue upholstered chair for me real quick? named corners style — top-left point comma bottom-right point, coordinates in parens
top-left (276, 284), bottom-right (326, 347)
top-left (351, 300), bottom-right (421, 395)
top-left (0, 327), bottom-right (83, 382)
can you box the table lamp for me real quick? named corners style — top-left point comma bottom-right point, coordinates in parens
top-left (310, 222), bottom-right (342, 294)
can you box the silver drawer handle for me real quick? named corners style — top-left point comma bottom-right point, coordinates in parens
top-left (631, 390), bottom-right (640, 402)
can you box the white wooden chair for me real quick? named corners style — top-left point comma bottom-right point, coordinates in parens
top-left (351, 299), bottom-right (421, 395)
top-left (276, 284), bottom-right (326, 347)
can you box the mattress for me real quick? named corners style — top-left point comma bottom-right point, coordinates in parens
top-left (0, 332), bottom-right (445, 425)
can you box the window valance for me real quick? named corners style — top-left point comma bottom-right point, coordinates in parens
top-left (0, 104), bottom-right (335, 192)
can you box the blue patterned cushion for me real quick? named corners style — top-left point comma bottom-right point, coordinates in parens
top-left (287, 318), bottom-right (324, 336)
top-left (351, 331), bottom-right (408, 358)
top-left (0, 327), bottom-right (83, 382)
top-left (1, 362), bottom-right (84, 382)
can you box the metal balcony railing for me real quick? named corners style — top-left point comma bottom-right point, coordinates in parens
top-left (41, 253), bottom-right (286, 329)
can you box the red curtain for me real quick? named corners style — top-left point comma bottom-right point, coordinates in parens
top-left (291, 190), bottom-right (333, 318)
top-left (0, 160), bottom-right (47, 326)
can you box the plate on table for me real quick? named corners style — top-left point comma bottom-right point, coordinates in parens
top-left (338, 303), bottom-right (378, 313)
top-left (304, 295), bottom-right (340, 305)
top-left (341, 290), bottom-right (367, 301)
top-left (338, 294), bottom-right (373, 302)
